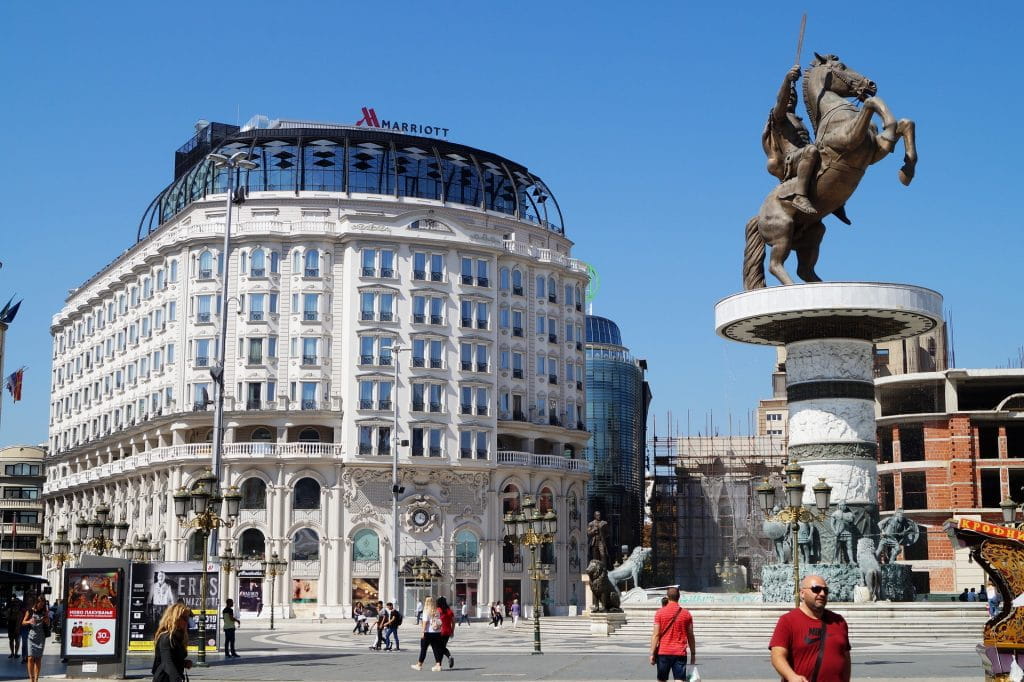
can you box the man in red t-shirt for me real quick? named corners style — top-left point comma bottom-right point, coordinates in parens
top-left (769, 575), bottom-right (851, 682)
top-left (649, 587), bottom-right (696, 681)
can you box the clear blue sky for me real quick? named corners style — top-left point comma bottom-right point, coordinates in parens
top-left (1, 1), bottom-right (1022, 446)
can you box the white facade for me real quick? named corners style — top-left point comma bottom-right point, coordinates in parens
top-left (44, 129), bottom-right (590, 618)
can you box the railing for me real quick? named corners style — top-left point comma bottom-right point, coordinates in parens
top-left (502, 241), bottom-right (588, 273)
top-left (496, 450), bottom-right (587, 471)
top-left (45, 442), bottom-right (345, 493)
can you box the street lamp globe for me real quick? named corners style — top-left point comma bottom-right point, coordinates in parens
top-left (756, 479), bottom-right (776, 514)
top-left (1000, 497), bottom-right (1018, 525)
top-left (173, 488), bottom-right (190, 520)
top-left (812, 478), bottom-right (833, 513)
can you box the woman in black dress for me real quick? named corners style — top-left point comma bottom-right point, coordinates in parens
top-left (151, 603), bottom-right (192, 682)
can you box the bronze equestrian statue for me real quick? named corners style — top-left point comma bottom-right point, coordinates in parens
top-left (743, 53), bottom-right (918, 290)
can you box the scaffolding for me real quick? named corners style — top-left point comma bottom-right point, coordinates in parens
top-left (648, 428), bottom-right (787, 590)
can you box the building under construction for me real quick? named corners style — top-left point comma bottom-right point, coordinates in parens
top-left (648, 430), bottom-right (787, 591)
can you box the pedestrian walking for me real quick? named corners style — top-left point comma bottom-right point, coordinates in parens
top-left (222, 598), bottom-right (240, 658)
top-left (511, 598), bottom-right (520, 628)
top-left (433, 596), bottom-right (456, 670)
top-left (18, 595), bottom-right (32, 664)
top-left (22, 596), bottom-right (49, 682)
top-left (5, 595), bottom-right (22, 659)
top-left (458, 600), bottom-right (470, 626)
top-left (490, 602), bottom-right (504, 628)
top-left (649, 587), bottom-right (695, 682)
top-left (770, 575), bottom-right (851, 682)
top-left (411, 596), bottom-right (436, 671)
top-left (152, 603), bottom-right (193, 682)
top-left (370, 601), bottom-right (387, 650)
top-left (415, 599), bottom-right (423, 625)
top-left (352, 603), bottom-right (364, 633)
top-left (384, 602), bottom-right (402, 651)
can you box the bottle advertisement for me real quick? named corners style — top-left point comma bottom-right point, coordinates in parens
top-left (64, 569), bottom-right (123, 658)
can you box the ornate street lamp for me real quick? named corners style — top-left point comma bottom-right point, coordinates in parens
top-left (757, 463), bottom-right (832, 607)
top-left (175, 471), bottom-right (241, 665)
top-left (260, 552), bottom-right (287, 630)
top-left (504, 495), bottom-right (557, 655)
top-left (76, 505), bottom-right (130, 557)
top-left (41, 527), bottom-right (74, 641)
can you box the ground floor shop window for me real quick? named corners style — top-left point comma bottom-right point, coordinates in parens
top-left (455, 580), bottom-right (477, 611)
top-left (502, 579), bottom-right (521, 614)
top-left (293, 579), bottom-right (318, 603)
top-left (352, 578), bottom-right (379, 605)
top-left (238, 577), bottom-right (262, 613)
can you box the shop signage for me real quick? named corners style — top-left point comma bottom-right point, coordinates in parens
top-left (356, 107), bottom-right (450, 137)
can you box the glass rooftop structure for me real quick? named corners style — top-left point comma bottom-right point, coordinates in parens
top-left (138, 120), bottom-right (564, 241)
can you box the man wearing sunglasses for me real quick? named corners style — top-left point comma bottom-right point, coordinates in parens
top-left (769, 575), bottom-right (851, 682)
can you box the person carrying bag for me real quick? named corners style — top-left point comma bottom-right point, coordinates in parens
top-left (151, 603), bottom-right (193, 682)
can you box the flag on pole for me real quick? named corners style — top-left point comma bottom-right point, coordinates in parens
top-left (4, 368), bottom-right (23, 402)
top-left (0, 297), bottom-right (21, 325)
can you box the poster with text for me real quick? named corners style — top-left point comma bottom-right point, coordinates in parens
top-left (128, 562), bottom-right (219, 652)
top-left (237, 576), bottom-right (263, 613)
top-left (64, 568), bottom-right (123, 659)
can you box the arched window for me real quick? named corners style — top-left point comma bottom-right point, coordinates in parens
top-left (547, 276), bottom-right (556, 301)
top-left (511, 269), bottom-right (523, 295)
top-left (251, 248), bottom-right (266, 276)
top-left (293, 477), bottom-right (321, 510)
top-left (240, 478), bottom-right (267, 510)
top-left (187, 533), bottom-right (205, 560)
top-left (502, 484), bottom-right (521, 515)
top-left (455, 530), bottom-right (479, 563)
top-left (536, 275), bottom-right (546, 298)
top-left (538, 487), bottom-right (554, 513)
top-left (574, 285), bottom-right (582, 308)
top-left (499, 267), bottom-right (510, 291)
top-left (298, 428), bottom-right (320, 442)
top-left (270, 251), bottom-right (280, 274)
top-left (291, 528), bottom-right (320, 561)
top-left (304, 249), bottom-right (320, 277)
top-left (352, 529), bottom-right (379, 561)
top-left (198, 251), bottom-right (214, 278)
top-left (292, 249), bottom-right (301, 272)
top-left (239, 528), bottom-right (266, 557)
top-left (251, 427), bottom-right (273, 441)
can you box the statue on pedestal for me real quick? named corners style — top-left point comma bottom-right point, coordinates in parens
top-left (743, 54), bottom-right (918, 289)
top-left (587, 511), bottom-right (609, 567)
top-left (763, 505), bottom-right (790, 564)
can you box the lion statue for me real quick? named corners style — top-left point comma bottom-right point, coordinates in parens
top-left (857, 537), bottom-right (882, 601)
top-left (608, 546), bottom-right (652, 592)
top-left (586, 559), bottom-right (622, 612)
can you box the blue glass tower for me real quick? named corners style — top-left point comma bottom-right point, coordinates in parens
top-left (584, 315), bottom-right (651, 564)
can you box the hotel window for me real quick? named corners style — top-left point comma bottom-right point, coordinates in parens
top-left (411, 426), bottom-right (443, 457)
top-left (460, 430), bottom-right (490, 459)
top-left (197, 295), bottom-right (213, 323)
top-left (250, 248), bottom-right (268, 277)
top-left (301, 382), bottom-right (318, 409)
top-left (500, 267), bottom-right (510, 291)
top-left (304, 249), bottom-right (320, 277)
top-left (303, 293), bottom-right (321, 321)
top-left (475, 386), bottom-right (488, 415)
top-left (195, 339), bottom-right (211, 367)
top-left (476, 301), bottom-right (489, 329)
top-left (536, 314), bottom-right (545, 335)
top-left (500, 350), bottom-right (510, 370)
top-left (548, 317), bottom-right (557, 342)
top-left (512, 352), bottom-right (524, 379)
top-left (499, 306), bottom-right (510, 330)
top-left (130, 286), bottom-right (140, 307)
top-left (511, 269), bottom-right (523, 296)
top-left (412, 295), bottom-right (443, 325)
top-left (156, 270), bottom-right (166, 290)
top-left (198, 251), bottom-right (214, 279)
top-left (302, 337), bottom-right (319, 365)
top-left (169, 259), bottom-right (178, 283)
top-left (142, 278), bottom-right (153, 300)
top-left (536, 275), bottom-right (546, 300)
top-left (547, 276), bottom-right (557, 302)
top-left (512, 310), bottom-right (524, 337)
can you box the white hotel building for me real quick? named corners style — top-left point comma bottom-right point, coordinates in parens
top-left (44, 118), bottom-right (590, 617)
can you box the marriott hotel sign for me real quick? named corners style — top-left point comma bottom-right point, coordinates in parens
top-left (355, 107), bottom-right (450, 138)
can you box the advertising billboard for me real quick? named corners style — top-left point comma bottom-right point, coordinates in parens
top-left (128, 562), bottom-right (219, 652)
top-left (62, 568), bottom-right (124, 660)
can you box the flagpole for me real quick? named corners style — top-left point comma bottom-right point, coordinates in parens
top-left (0, 321), bottom-right (7, 430)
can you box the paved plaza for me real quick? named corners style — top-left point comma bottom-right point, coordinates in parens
top-left (0, 617), bottom-right (984, 681)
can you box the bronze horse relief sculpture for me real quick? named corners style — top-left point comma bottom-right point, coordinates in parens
top-left (743, 53), bottom-right (918, 290)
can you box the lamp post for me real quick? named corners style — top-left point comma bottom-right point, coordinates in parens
top-left (74, 505), bottom-right (130, 556)
top-left (1000, 497), bottom-right (1024, 528)
top-left (756, 462), bottom-right (832, 607)
top-left (174, 470), bottom-right (242, 665)
top-left (504, 495), bottom-right (557, 655)
top-left (41, 528), bottom-right (74, 641)
top-left (204, 151), bottom-right (256, 545)
top-left (219, 542), bottom-right (238, 635)
top-left (389, 345), bottom-right (411, 614)
top-left (261, 552), bottom-right (287, 630)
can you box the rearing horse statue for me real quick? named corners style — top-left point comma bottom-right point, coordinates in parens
top-left (742, 53), bottom-right (917, 289)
